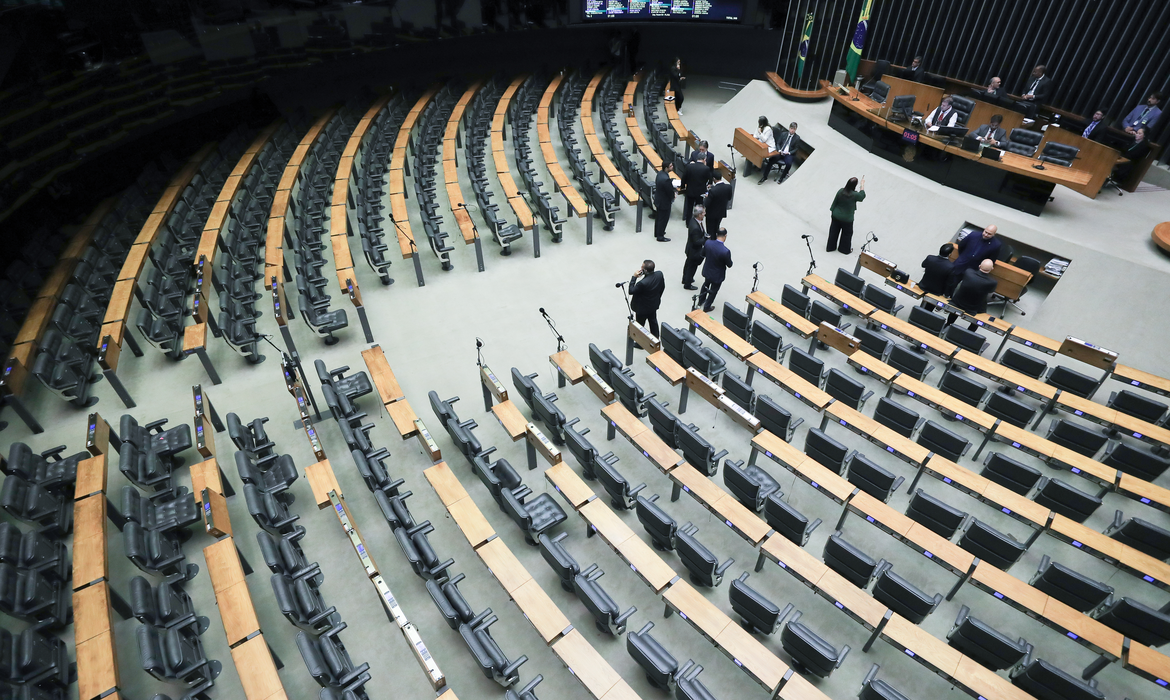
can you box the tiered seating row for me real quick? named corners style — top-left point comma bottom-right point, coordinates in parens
top-left (581, 70), bottom-right (638, 206)
top-left (536, 74), bottom-right (589, 218)
top-left (445, 82), bottom-right (485, 245)
top-left (388, 87), bottom-right (440, 261)
top-left (492, 76), bottom-right (535, 233)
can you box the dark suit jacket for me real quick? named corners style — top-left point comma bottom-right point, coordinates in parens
top-left (701, 239), bottom-right (733, 283)
top-left (775, 130), bottom-right (801, 156)
top-left (685, 217), bottom-right (707, 257)
top-left (704, 183), bottom-right (733, 219)
top-left (1122, 138), bottom-right (1152, 162)
top-left (901, 65), bottom-right (925, 82)
top-left (654, 170), bottom-right (676, 206)
top-left (919, 255), bottom-right (955, 296)
top-left (688, 150), bottom-right (715, 168)
top-left (951, 269), bottom-right (998, 314)
top-left (1020, 73), bottom-right (1053, 103)
top-left (973, 124), bottom-right (1007, 145)
top-left (1081, 119), bottom-right (1107, 143)
top-left (680, 161), bottom-right (712, 198)
top-left (630, 271), bottom-right (665, 314)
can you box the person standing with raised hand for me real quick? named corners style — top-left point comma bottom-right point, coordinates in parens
top-left (826, 176), bottom-right (866, 254)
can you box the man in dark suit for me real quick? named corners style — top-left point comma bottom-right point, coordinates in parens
top-left (630, 259), bottom-right (665, 336)
top-left (900, 56), bottom-right (925, 82)
top-left (1081, 110), bottom-right (1108, 142)
top-left (688, 140), bottom-right (715, 168)
top-left (762, 122), bottom-right (801, 183)
top-left (947, 259), bottom-right (998, 327)
top-left (682, 205), bottom-right (707, 290)
top-left (680, 156), bottom-right (712, 224)
top-left (919, 243), bottom-right (956, 297)
top-left (653, 161), bottom-right (675, 242)
top-left (696, 228), bottom-right (732, 312)
top-left (1016, 64), bottom-right (1053, 122)
top-left (977, 76), bottom-right (1005, 102)
top-left (704, 173), bottom-right (733, 236)
top-left (973, 115), bottom-right (1007, 148)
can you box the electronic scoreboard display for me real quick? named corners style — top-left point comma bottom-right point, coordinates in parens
top-left (583, 0), bottom-right (744, 22)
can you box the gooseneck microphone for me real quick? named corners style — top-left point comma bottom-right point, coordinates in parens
top-left (801, 234), bottom-right (812, 240)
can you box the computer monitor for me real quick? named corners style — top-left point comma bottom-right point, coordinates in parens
top-left (888, 94), bottom-right (916, 122)
top-left (935, 125), bottom-right (969, 145)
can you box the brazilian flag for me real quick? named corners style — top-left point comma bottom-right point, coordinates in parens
top-left (796, 13), bottom-right (815, 81)
top-left (845, 0), bottom-right (874, 84)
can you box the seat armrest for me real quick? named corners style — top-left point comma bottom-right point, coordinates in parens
top-left (428, 559), bottom-right (455, 578)
top-left (40, 445), bottom-right (68, 461)
top-left (805, 517), bottom-right (823, 540)
top-left (500, 655), bottom-right (528, 679)
top-left (922, 365), bottom-right (935, 379)
top-left (629, 483), bottom-right (647, 497)
top-left (307, 606), bottom-right (338, 627)
top-left (713, 449), bottom-right (728, 462)
top-left (891, 475), bottom-right (905, 496)
top-left (953, 604), bottom-right (971, 629)
top-left (294, 564), bottom-right (323, 582)
top-left (835, 645), bottom-right (851, 668)
top-left (716, 557), bottom-right (735, 575)
top-left (863, 663), bottom-right (881, 686)
top-left (338, 663), bottom-right (371, 689)
top-left (615, 606), bottom-right (637, 626)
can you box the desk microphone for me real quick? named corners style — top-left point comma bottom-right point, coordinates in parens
top-left (615, 281), bottom-right (625, 288)
top-left (801, 234), bottom-right (812, 240)
top-left (476, 338), bottom-right (483, 348)
top-left (753, 262), bottom-right (760, 269)
top-left (726, 143), bottom-right (734, 149)
top-left (539, 307), bottom-right (548, 317)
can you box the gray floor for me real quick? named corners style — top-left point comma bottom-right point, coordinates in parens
top-left (6, 75), bottom-right (1170, 700)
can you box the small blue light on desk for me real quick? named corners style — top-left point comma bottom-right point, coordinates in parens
top-left (1144, 574), bottom-right (1156, 583)
top-left (943, 477), bottom-right (952, 484)
top-left (956, 415), bottom-right (964, 421)
top-left (1142, 497), bottom-right (1151, 504)
top-left (923, 551), bottom-right (933, 558)
top-left (1025, 341), bottom-right (1033, 347)
top-left (1002, 508), bottom-right (1011, 515)
top-left (866, 516), bottom-right (874, 523)
top-left (1012, 442), bottom-right (1021, 448)
top-left (779, 561), bottom-right (787, 569)
top-left (1133, 432), bottom-right (1143, 439)
top-left (1156, 678), bottom-right (1166, 687)
top-left (993, 592), bottom-right (1003, 599)
top-left (766, 451), bottom-right (773, 458)
top-left (1075, 410), bottom-right (1083, 416)
top-left (835, 602), bottom-right (843, 609)
top-left (840, 419), bottom-right (847, 426)
top-left (1072, 467), bottom-right (1081, 474)
top-left (908, 391), bottom-right (915, 397)
top-left (1067, 632), bottom-right (1078, 640)
top-left (887, 446), bottom-right (895, 453)
top-left (1072, 540), bottom-right (1083, 548)
top-left (1132, 380), bottom-right (1141, 386)
top-left (904, 649), bottom-right (915, 658)
top-left (811, 481), bottom-right (820, 489)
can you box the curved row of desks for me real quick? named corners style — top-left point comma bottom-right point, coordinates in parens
top-left (536, 74), bottom-right (588, 219)
top-left (388, 88), bottom-right (439, 266)
top-left (623, 73), bottom-right (672, 177)
top-left (445, 81), bottom-right (484, 246)
top-left (1, 197), bottom-right (115, 432)
top-left (581, 70), bottom-right (638, 206)
top-left (492, 75), bottom-right (535, 233)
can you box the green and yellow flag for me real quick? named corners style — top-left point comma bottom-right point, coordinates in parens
top-left (797, 13), bottom-right (815, 81)
top-left (845, 0), bottom-right (874, 85)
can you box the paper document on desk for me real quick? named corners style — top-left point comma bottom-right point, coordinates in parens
top-left (672, 179), bottom-right (681, 188)
top-left (928, 126), bottom-right (940, 133)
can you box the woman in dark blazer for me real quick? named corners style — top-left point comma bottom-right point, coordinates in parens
top-left (669, 58), bottom-right (685, 113)
top-left (826, 177), bottom-right (866, 253)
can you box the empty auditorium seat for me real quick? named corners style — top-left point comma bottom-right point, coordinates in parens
top-left (1030, 555), bottom-right (1114, 613)
top-left (729, 572), bottom-right (783, 635)
top-left (627, 622), bottom-right (678, 691)
top-left (763, 493), bottom-right (821, 547)
top-left (676, 523), bottom-right (733, 587)
top-left (946, 605), bottom-right (1030, 671)
top-left (872, 562), bottom-right (942, 625)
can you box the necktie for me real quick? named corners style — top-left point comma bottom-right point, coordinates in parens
top-left (1083, 122), bottom-right (1095, 138)
top-left (1137, 107), bottom-right (1151, 124)
top-left (783, 133), bottom-right (792, 152)
top-left (1029, 78), bottom-right (1040, 95)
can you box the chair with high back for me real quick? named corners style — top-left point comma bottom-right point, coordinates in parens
top-left (1032, 477), bottom-right (1103, 523)
top-left (854, 327), bottom-right (892, 361)
top-left (296, 625), bottom-right (371, 695)
top-left (1104, 511), bottom-right (1170, 560)
top-left (788, 347), bottom-right (824, 386)
top-left (958, 518), bottom-right (1027, 570)
top-left (755, 394), bottom-right (802, 441)
top-left (1010, 654), bottom-right (1106, 700)
top-left (611, 370), bottom-right (657, 418)
top-left (750, 320), bottom-right (791, 362)
top-left (907, 305), bottom-right (946, 338)
top-left (938, 370), bottom-right (988, 408)
top-left (675, 422), bottom-right (727, 477)
top-left (824, 369), bottom-right (873, 410)
top-left (1093, 596), bottom-right (1170, 647)
top-left (722, 303), bottom-right (750, 340)
top-left (781, 284), bottom-right (811, 316)
top-left (872, 562), bottom-right (942, 625)
top-left (1107, 389), bottom-right (1168, 424)
top-left (1045, 365), bottom-right (1097, 398)
top-left (729, 572), bottom-right (783, 634)
top-left (271, 565), bottom-right (339, 632)
top-left (500, 485), bottom-right (567, 545)
top-left (129, 576), bottom-right (208, 632)
top-left (723, 459), bottom-right (781, 512)
top-left (916, 421), bottom-right (970, 462)
top-left (886, 345), bottom-right (933, 381)
top-left (872, 397), bottom-right (922, 438)
top-left (763, 493), bottom-right (821, 547)
top-left (636, 494), bottom-right (678, 551)
top-left (676, 523), bottom-right (734, 587)
top-left (980, 452), bottom-right (1042, 495)
top-left (675, 660), bottom-right (717, 700)
top-left (781, 609), bottom-right (850, 678)
top-left (823, 531), bottom-right (885, 589)
top-left (1005, 128), bottom-right (1043, 157)
top-left (573, 563), bottom-right (636, 635)
top-left (946, 605), bottom-right (1031, 671)
top-left (538, 532), bottom-right (579, 592)
top-left (627, 622), bottom-right (679, 691)
top-left (863, 285), bottom-right (903, 316)
top-left (859, 663), bottom-right (913, 700)
top-left (983, 392), bottom-right (1036, 429)
top-left (905, 489), bottom-right (968, 539)
top-left (1000, 348), bottom-right (1048, 379)
top-left (805, 428), bottom-right (853, 472)
top-left (1046, 419), bottom-right (1109, 459)
top-left (137, 619), bottom-right (221, 699)
top-left (459, 609), bottom-right (528, 687)
top-left (943, 325), bottom-right (988, 355)
top-left (1030, 555), bottom-right (1114, 613)
top-left (1038, 141), bottom-right (1079, 166)
top-left (844, 454), bottom-right (903, 502)
top-left (594, 453), bottom-right (646, 510)
top-left (1101, 441), bottom-right (1170, 481)
top-left (721, 373), bottom-right (756, 413)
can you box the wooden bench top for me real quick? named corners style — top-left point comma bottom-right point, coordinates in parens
top-left (746, 291), bottom-right (819, 338)
top-left (361, 345), bottom-right (406, 405)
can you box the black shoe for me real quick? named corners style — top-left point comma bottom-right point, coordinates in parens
top-left (656, 237), bottom-right (671, 242)
top-left (840, 248), bottom-right (853, 254)
top-left (683, 284), bottom-right (698, 290)
top-left (757, 176), bottom-right (768, 184)
top-left (702, 306), bottom-right (715, 313)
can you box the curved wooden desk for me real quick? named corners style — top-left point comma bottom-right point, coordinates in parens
top-left (536, 75), bottom-right (588, 218)
top-left (492, 75), bottom-right (535, 231)
top-left (765, 72), bottom-right (829, 102)
top-left (1154, 222), bottom-right (1170, 254)
top-left (582, 69), bottom-right (637, 205)
top-left (445, 82), bottom-right (483, 244)
top-left (388, 88), bottom-right (439, 260)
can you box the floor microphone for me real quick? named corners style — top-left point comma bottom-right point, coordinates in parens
top-left (801, 234), bottom-right (812, 239)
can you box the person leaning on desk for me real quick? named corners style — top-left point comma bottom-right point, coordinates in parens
top-left (974, 114), bottom-right (1007, 148)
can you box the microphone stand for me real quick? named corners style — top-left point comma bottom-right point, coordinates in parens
top-left (860, 231), bottom-right (878, 254)
top-left (390, 215), bottom-right (425, 287)
top-left (261, 333), bottom-right (321, 421)
top-left (751, 262), bottom-right (761, 293)
top-left (802, 235), bottom-right (817, 276)
top-left (617, 280), bottom-right (634, 321)
top-left (540, 308), bottom-right (566, 352)
top-left (457, 202), bottom-right (486, 272)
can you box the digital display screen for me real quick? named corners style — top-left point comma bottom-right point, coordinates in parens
top-left (583, 0), bottom-right (743, 21)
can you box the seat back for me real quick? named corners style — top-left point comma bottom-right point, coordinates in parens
top-left (905, 488), bottom-right (967, 538)
top-left (754, 394), bottom-right (794, 440)
top-left (532, 393), bottom-right (566, 443)
top-left (870, 81), bottom-right (891, 103)
top-left (722, 303), bottom-right (749, 340)
top-left (729, 573), bottom-right (782, 634)
top-left (1031, 557), bottom-right (1113, 613)
top-left (788, 348), bottom-right (823, 386)
top-left (781, 618), bottom-right (844, 678)
top-left (780, 284), bottom-right (810, 316)
top-left (939, 370), bottom-right (988, 406)
top-left (824, 369), bottom-right (866, 410)
top-left (1111, 516), bottom-right (1170, 560)
top-left (846, 454), bottom-right (901, 501)
top-left (805, 428), bottom-right (848, 471)
top-left (823, 531), bottom-right (880, 588)
top-left (510, 368), bottom-right (540, 409)
top-left (635, 495), bottom-right (677, 551)
top-left (908, 305), bottom-right (946, 336)
top-left (595, 457), bottom-right (639, 508)
top-left (658, 325), bottom-right (692, 365)
top-left (947, 610), bottom-right (1028, 671)
top-left (564, 422), bottom-right (597, 473)
top-left (809, 301), bottom-right (841, 328)
top-left (959, 519), bottom-right (1027, 569)
top-left (993, 349), bottom-right (1045, 382)
top-left (872, 565), bottom-right (941, 625)
top-left (981, 452), bottom-right (1042, 495)
top-left (675, 424), bottom-right (717, 475)
top-left (1046, 365), bottom-right (1096, 398)
top-left (984, 392), bottom-right (1036, 428)
top-left (950, 96), bottom-right (975, 126)
top-left (538, 533), bottom-right (579, 589)
top-left (855, 327), bottom-right (891, 360)
top-left (1033, 478), bottom-right (1102, 523)
top-left (750, 320), bottom-right (784, 360)
top-left (1102, 442), bottom-right (1170, 481)
top-left (943, 325), bottom-right (986, 354)
top-left (887, 345), bottom-right (930, 380)
top-left (1109, 389), bottom-right (1168, 423)
top-left (834, 268), bottom-right (866, 297)
top-left (626, 622), bottom-right (678, 690)
top-left (1047, 419), bottom-right (1108, 458)
top-left (1006, 128), bottom-right (1043, 156)
top-left (873, 397), bottom-right (921, 438)
top-left (916, 420), bottom-right (970, 462)
top-left (764, 493), bottom-right (819, 545)
top-left (1011, 658), bottom-right (1106, 700)
top-left (1094, 597), bottom-right (1170, 647)
top-left (721, 372), bottom-right (755, 413)
top-left (646, 399), bottom-right (679, 447)
top-left (862, 285), bottom-right (899, 315)
top-left (1038, 141), bottom-right (1079, 166)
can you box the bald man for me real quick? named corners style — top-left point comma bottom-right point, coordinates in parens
top-left (948, 259), bottom-right (998, 327)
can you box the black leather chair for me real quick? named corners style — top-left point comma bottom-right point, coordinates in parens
top-left (444, 417), bottom-right (483, 467)
top-left (271, 565), bottom-right (339, 632)
top-left (983, 392), bottom-right (1036, 429)
top-left (296, 625), bottom-right (371, 695)
top-left (256, 526), bottom-right (317, 580)
top-left (1093, 596), bottom-right (1170, 646)
top-left (750, 320), bottom-right (791, 362)
top-left (763, 493), bottom-right (821, 547)
top-left (721, 372), bottom-right (756, 413)
top-left (658, 325), bottom-right (698, 367)
top-left (636, 494), bottom-right (678, 552)
top-left (120, 414), bottom-right (192, 461)
top-left (722, 303), bottom-right (750, 340)
top-left (1046, 365), bottom-right (1097, 398)
top-left (872, 562), bottom-right (942, 624)
top-left (123, 523), bottom-right (197, 580)
top-left (809, 300), bottom-right (848, 333)
top-left (862, 285), bottom-right (902, 316)
top-left (573, 563), bottom-right (636, 635)
top-left (532, 392), bottom-right (567, 444)
top-left (907, 306), bottom-right (946, 338)
top-left (781, 609), bottom-right (850, 678)
top-left (916, 421), bottom-right (970, 462)
top-left (781, 284), bottom-right (811, 316)
top-left (1038, 142), bottom-right (1080, 167)
top-left (472, 450), bottom-right (523, 509)
top-left (118, 442), bottom-right (176, 492)
top-left (854, 327), bottom-right (892, 361)
top-left (1105, 510), bottom-right (1170, 560)
top-left (946, 605), bottom-right (1030, 671)
top-left (505, 675), bottom-right (543, 700)
top-left (943, 325), bottom-right (987, 355)
top-left (1107, 389), bottom-right (1168, 424)
top-left (844, 454), bottom-right (903, 502)
top-left (676, 422), bottom-right (727, 477)
top-left (938, 370), bottom-right (989, 409)
top-left (627, 622), bottom-right (678, 691)
top-left (0, 563), bottom-right (71, 629)
top-left (958, 518), bottom-right (1027, 570)
top-left (1032, 477), bottom-right (1104, 523)
top-left (682, 341), bottom-right (727, 382)
top-left (0, 523), bottom-right (68, 581)
top-left (314, 359), bottom-right (372, 403)
top-left (824, 369), bottom-right (872, 411)
top-left (824, 531), bottom-right (884, 589)
top-left (3, 443), bottom-right (83, 493)
top-left (905, 489), bottom-right (967, 539)
top-left (129, 576), bottom-right (208, 632)
top-left (1000, 348), bottom-right (1048, 379)
top-left (646, 398), bottom-right (681, 448)
top-left (226, 413), bottom-right (275, 459)
top-left (675, 660), bottom-right (717, 700)
top-left (872, 397), bottom-right (922, 439)
top-left (501, 485), bottom-right (567, 545)
top-left (121, 485), bottom-right (200, 536)
top-left (243, 482), bottom-right (299, 534)
top-left (593, 454), bottom-right (645, 510)
top-left (729, 572), bottom-right (783, 634)
top-left (1010, 654), bottom-right (1106, 700)
top-left (724, 459), bottom-right (781, 512)
top-left (611, 370), bottom-right (657, 418)
top-left (676, 523), bottom-right (733, 587)
top-left (564, 418), bottom-right (599, 476)
top-left (0, 627), bottom-right (70, 689)
top-left (1030, 555), bottom-right (1114, 613)
top-left (980, 452), bottom-right (1042, 495)
top-left (805, 428), bottom-right (853, 472)
top-left (538, 532), bottom-right (579, 592)
top-left (859, 663), bottom-right (912, 700)
top-left (835, 267), bottom-right (867, 298)
top-left (755, 394), bottom-right (802, 442)
top-left (1102, 441), bottom-right (1170, 481)
top-left (1046, 419), bottom-right (1108, 459)
top-left (428, 391), bottom-right (461, 426)
top-left (137, 620), bottom-right (221, 699)
top-left (0, 477), bottom-right (71, 536)
top-left (510, 367), bottom-right (541, 410)
top-left (869, 81), bottom-right (891, 104)
top-left (789, 348), bottom-right (824, 387)
top-left (348, 449), bottom-right (398, 494)
top-left (1005, 128), bottom-right (1043, 157)
top-left (394, 521), bottom-right (454, 581)
top-left (887, 344), bottom-right (932, 381)
top-left (458, 609), bottom-right (527, 687)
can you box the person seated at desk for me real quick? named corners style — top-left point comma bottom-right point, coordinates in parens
top-left (760, 122), bottom-right (800, 184)
top-left (754, 116), bottom-right (776, 152)
top-left (1015, 64), bottom-right (1053, 123)
top-left (976, 77), bottom-right (1005, 102)
top-left (1081, 110), bottom-right (1108, 142)
top-left (1122, 92), bottom-right (1162, 135)
top-left (924, 97), bottom-right (959, 129)
top-left (946, 259), bottom-right (998, 328)
top-left (920, 243), bottom-right (956, 296)
top-left (974, 114), bottom-right (1007, 148)
top-left (689, 140), bottom-right (715, 168)
top-left (899, 56), bottom-right (925, 82)
top-left (1112, 127), bottom-right (1151, 182)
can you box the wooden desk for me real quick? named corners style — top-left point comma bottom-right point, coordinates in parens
top-left (870, 309), bottom-right (958, 359)
top-left (715, 622), bottom-right (790, 691)
top-left (15, 297), bottom-right (54, 345)
top-left (103, 279), bottom-right (136, 325)
top-left (747, 291), bottom-right (818, 338)
top-left (580, 499), bottom-right (634, 549)
top-left (73, 582), bottom-right (113, 644)
top-left (663, 580), bottom-right (731, 641)
top-left (1125, 640), bottom-right (1170, 687)
top-left (824, 401), bottom-right (931, 466)
top-left (686, 309), bottom-right (758, 361)
top-left (1007, 326), bottom-right (1061, 356)
top-left (802, 273), bottom-right (876, 316)
top-left (305, 459), bottom-right (343, 509)
top-left (1049, 514), bottom-right (1170, 588)
top-left (231, 634), bottom-right (285, 700)
top-left (845, 349), bottom-right (901, 383)
top-left (552, 629), bottom-right (622, 698)
top-left (204, 537), bottom-right (246, 593)
top-left (670, 464), bottom-right (730, 510)
top-left (76, 630), bottom-right (118, 700)
top-left (731, 127), bottom-right (777, 169)
top-left (72, 497), bottom-right (108, 588)
top-left (1112, 364), bottom-right (1170, 398)
top-left (894, 374), bottom-right (998, 432)
top-left (745, 353), bottom-right (834, 410)
top-left (491, 400), bottom-right (528, 442)
top-left (882, 613), bottom-right (962, 678)
top-left (615, 533), bottom-right (678, 593)
top-left (631, 430), bottom-right (685, 473)
top-left (511, 578), bottom-right (571, 644)
top-left (645, 350), bottom-right (686, 386)
top-left (952, 349), bottom-right (1057, 401)
top-left (550, 350), bottom-right (585, 384)
top-left (449, 496), bottom-right (496, 549)
top-left (361, 345), bottom-right (405, 404)
top-left (217, 580), bottom-right (261, 645)
top-left (602, 402), bottom-right (648, 440)
top-left (476, 537), bottom-right (531, 594)
top-left (387, 400), bottom-right (420, 439)
top-left (423, 462), bottom-right (466, 506)
top-left (545, 462), bottom-right (596, 510)
top-left (74, 454), bottom-right (108, 501)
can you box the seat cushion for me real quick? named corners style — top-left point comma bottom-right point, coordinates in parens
top-left (525, 493), bottom-right (567, 531)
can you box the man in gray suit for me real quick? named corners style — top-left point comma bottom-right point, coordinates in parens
top-left (974, 114), bottom-right (1007, 148)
